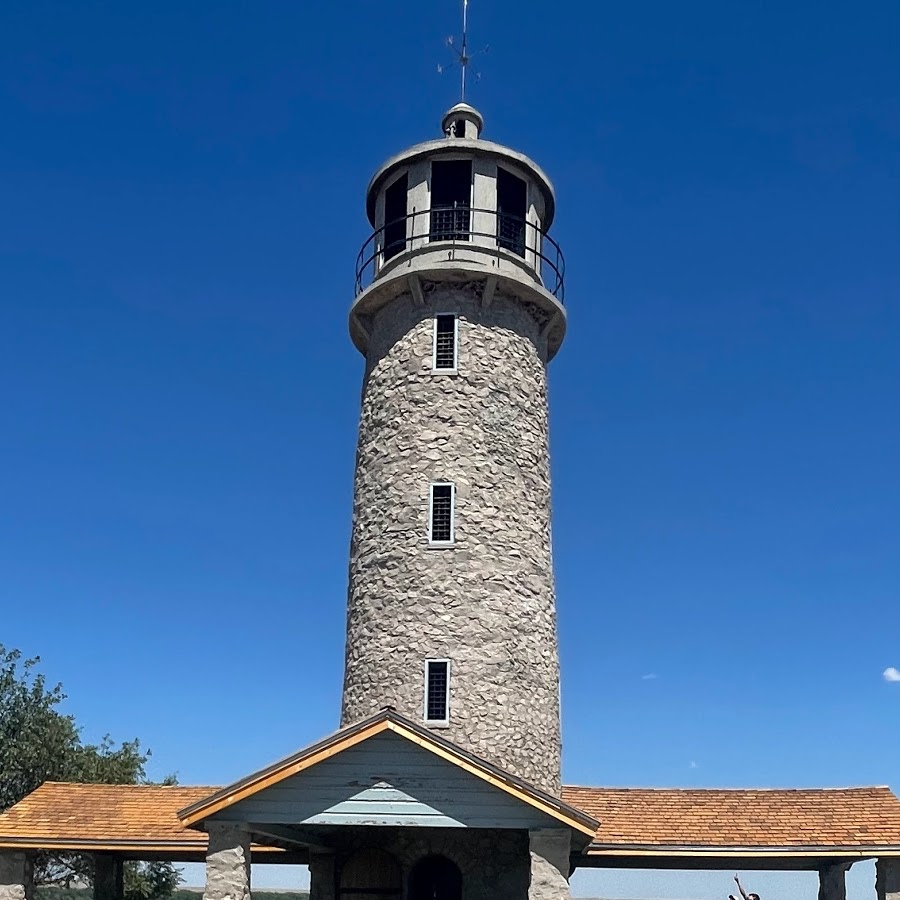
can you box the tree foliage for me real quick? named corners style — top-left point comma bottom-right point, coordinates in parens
top-left (0, 646), bottom-right (181, 900)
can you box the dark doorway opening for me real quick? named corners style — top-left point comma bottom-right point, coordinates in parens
top-left (408, 855), bottom-right (462, 900)
top-left (339, 849), bottom-right (401, 900)
top-left (497, 167), bottom-right (527, 257)
top-left (383, 174), bottom-right (408, 261)
top-left (430, 160), bottom-right (471, 242)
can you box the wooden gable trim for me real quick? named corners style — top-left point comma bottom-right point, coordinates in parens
top-left (385, 721), bottom-right (597, 837)
top-left (179, 720), bottom-right (393, 826)
top-left (179, 713), bottom-right (597, 837)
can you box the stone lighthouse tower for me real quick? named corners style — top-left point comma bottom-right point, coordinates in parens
top-left (342, 102), bottom-right (567, 796)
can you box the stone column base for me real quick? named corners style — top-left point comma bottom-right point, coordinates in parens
top-left (204, 823), bottom-right (251, 900)
top-left (818, 862), bottom-right (849, 900)
top-left (529, 829), bottom-right (571, 900)
top-left (93, 854), bottom-right (124, 900)
top-left (308, 851), bottom-right (336, 900)
top-left (0, 851), bottom-right (33, 900)
top-left (877, 859), bottom-right (900, 900)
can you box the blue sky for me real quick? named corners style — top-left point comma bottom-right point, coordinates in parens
top-left (1, 1), bottom-right (898, 897)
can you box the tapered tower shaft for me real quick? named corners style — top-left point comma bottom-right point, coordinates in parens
top-left (342, 105), bottom-right (567, 795)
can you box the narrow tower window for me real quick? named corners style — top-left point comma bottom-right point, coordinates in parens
top-left (428, 482), bottom-right (455, 544)
top-left (383, 173), bottom-right (408, 262)
top-left (429, 160), bottom-right (472, 242)
top-left (424, 660), bottom-right (450, 724)
top-left (432, 314), bottom-right (458, 371)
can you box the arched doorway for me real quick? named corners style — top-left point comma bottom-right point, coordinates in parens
top-left (339, 849), bottom-right (402, 900)
top-left (408, 855), bottom-right (462, 900)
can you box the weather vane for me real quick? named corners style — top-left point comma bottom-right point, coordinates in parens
top-left (438, 0), bottom-right (488, 102)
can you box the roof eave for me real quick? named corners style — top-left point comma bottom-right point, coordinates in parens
top-left (586, 843), bottom-right (900, 857)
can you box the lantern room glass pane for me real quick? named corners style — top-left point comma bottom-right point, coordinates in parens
top-left (497, 167), bottom-right (527, 257)
top-left (430, 160), bottom-right (471, 242)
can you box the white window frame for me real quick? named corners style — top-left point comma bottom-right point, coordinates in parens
top-left (423, 658), bottom-right (451, 725)
top-left (431, 313), bottom-right (459, 373)
top-left (428, 481), bottom-right (456, 546)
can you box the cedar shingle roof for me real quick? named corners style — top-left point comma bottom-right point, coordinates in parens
top-left (561, 785), bottom-right (900, 850)
top-left (0, 783), bottom-right (214, 851)
top-left (4, 782), bottom-right (900, 859)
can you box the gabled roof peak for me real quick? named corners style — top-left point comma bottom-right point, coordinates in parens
top-left (176, 707), bottom-right (597, 836)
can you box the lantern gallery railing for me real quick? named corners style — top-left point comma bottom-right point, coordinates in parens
top-left (355, 207), bottom-right (565, 302)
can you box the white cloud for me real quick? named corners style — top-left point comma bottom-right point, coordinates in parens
top-left (641, 673), bottom-right (657, 680)
top-left (689, 761), bottom-right (699, 769)
top-left (883, 667), bottom-right (900, 683)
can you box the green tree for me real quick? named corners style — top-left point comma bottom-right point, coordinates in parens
top-left (0, 646), bottom-right (181, 900)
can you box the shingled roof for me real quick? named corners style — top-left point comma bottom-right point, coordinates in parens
top-left (562, 785), bottom-right (900, 864)
top-left (4, 782), bottom-right (900, 866)
top-left (0, 783), bottom-right (292, 860)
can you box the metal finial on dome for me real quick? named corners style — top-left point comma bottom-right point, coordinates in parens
top-left (438, 0), bottom-right (488, 103)
top-left (460, 0), bottom-right (470, 101)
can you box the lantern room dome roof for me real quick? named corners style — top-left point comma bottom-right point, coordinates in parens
top-left (364, 107), bottom-right (556, 229)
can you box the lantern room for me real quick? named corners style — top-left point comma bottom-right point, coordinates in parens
top-left (352, 103), bottom-right (567, 359)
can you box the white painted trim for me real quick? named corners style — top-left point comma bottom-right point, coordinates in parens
top-left (427, 481), bottom-right (456, 546)
top-left (431, 313), bottom-right (459, 374)
top-left (423, 658), bottom-right (451, 725)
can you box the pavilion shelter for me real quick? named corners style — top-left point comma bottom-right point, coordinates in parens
top-left (2, 712), bottom-right (900, 900)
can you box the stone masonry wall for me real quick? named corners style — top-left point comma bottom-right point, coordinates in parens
top-left (341, 281), bottom-right (562, 794)
top-left (324, 826), bottom-right (532, 900)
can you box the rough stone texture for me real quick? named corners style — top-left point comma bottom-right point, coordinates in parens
top-left (328, 826), bottom-right (530, 900)
top-left (528, 830), bottom-right (571, 900)
top-left (0, 852), bottom-right (32, 900)
top-left (877, 859), bottom-right (900, 900)
top-left (341, 282), bottom-right (562, 795)
top-left (93, 855), bottom-right (123, 900)
top-left (203, 823), bottom-right (250, 900)
top-left (308, 851), bottom-right (336, 900)
top-left (818, 863), bottom-right (849, 900)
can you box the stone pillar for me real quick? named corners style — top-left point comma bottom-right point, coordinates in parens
top-left (0, 852), bottom-right (33, 900)
top-left (877, 859), bottom-right (900, 900)
top-left (528, 829), bottom-right (571, 900)
top-left (308, 850), bottom-right (336, 900)
top-left (93, 854), bottom-right (124, 900)
top-left (817, 862), bottom-right (850, 900)
top-left (204, 823), bottom-right (251, 900)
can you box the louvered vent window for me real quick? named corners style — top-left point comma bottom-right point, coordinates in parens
top-left (433, 315), bottom-right (457, 371)
top-left (429, 482), bottom-right (455, 544)
top-left (425, 660), bottom-right (450, 723)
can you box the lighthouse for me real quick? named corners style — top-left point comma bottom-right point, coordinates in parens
top-left (163, 103), bottom-right (594, 900)
top-left (342, 102), bottom-right (568, 797)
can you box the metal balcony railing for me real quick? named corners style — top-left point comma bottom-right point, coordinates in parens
top-left (355, 207), bottom-right (565, 302)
